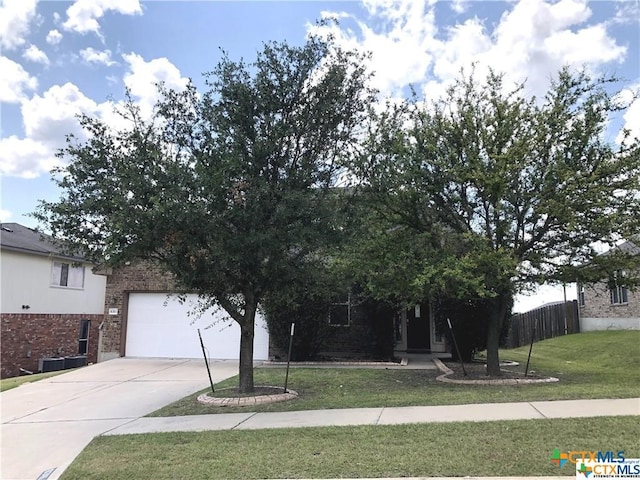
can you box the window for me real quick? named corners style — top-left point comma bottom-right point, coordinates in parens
top-left (610, 271), bottom-right (628, 305)
top-left (578, 284), bottom-right (585, 306)
top-left (329, 293), bottom-right (351, 326)
top-left (51, 261), bottom-right (85, 288)
top-left (78, 319), bottom-right (90, 355)
top-left (610, 284), bottom-right (628, 305)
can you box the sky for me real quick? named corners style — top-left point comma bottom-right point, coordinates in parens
top-left (1, 0), bottom-right (639, 311)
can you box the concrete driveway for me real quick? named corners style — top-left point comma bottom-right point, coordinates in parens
top-left (1, 358), bottom-right (239, 480)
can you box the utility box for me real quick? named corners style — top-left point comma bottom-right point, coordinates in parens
top-left (38, 357), bottom-right (65, 373)
top-left (63, 356), bottom-right (88, 369)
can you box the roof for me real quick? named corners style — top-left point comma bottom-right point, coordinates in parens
top-left (0, 222), bottom-right (86, 262)
top-left (600, 239), bottom-right (640, 257)
top-left (617, 239), bottom-right (640, 256)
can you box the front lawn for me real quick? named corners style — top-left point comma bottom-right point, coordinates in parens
top-left (0, 370), bottom-right (69, 392)
top-left (150, 330), bottom-right (640, 417)
top-left (61, 416), bottom-right (640, 480)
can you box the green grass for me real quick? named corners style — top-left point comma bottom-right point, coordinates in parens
top-left (60, 416), bottom-right (640, 480)
top-left (0, 370), bottom-right (69, 392)
top-left (150, 330), bottom-right (640, 417)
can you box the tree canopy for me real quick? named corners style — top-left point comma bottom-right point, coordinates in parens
top-left (35, 33), bottom-right (640, 380)
top-left (35, 35), bottom-right (375, 392)
top-left (347, 67), bottom-right (640, 374)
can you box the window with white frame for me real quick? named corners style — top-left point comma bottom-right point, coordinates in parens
top-left (609, 271), bottom-right (628, 305)
top-left (329, 292), bottom-right (351, 326)
top-left (578, 284), bottom-right (585, 306)
top-left (51, 261), bottom-right (85, 289)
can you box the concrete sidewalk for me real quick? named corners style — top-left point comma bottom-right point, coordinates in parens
top-left (104, 397), bottom-right (640, 436)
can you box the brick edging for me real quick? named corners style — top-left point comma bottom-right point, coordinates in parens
top-left (432, 358), bottom-right (559, 385)
top-left (197, 387), bottom-right (298, 406)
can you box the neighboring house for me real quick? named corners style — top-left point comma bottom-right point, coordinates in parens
top-left (0, 223), bottom-right (106, 378)
top-left (577, 240), bottom-right (640, 331)
top-left (98, 260), bottom-right (270, 362)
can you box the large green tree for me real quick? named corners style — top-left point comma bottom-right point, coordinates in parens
top-left (35, 36), bottom-right (375, 392)
top-left (351, 68), bottom-right (640, 375)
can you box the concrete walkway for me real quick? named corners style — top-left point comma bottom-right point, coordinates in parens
top-left (1, 358), bottom-right (238, 480)
top-left (104, 397), bottom-right (640, 435)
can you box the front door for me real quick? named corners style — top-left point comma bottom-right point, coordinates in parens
top-left (406, 303), bottom-right (430, 351)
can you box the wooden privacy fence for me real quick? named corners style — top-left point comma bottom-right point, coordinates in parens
top-left (504, 300), bottom-right (580, 348)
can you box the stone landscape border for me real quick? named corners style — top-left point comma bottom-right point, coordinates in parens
top-left (197, 387), bottom-right (298, 406)
top-left (433, 358), bottom-right (559, 385)
top-left (263, 358), bottom-right (408, 367)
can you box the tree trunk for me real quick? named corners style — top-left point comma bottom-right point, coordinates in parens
top-left (238, 298), bottom-right (257, 394)
top-left (485, 292), bottom-right (510, 376)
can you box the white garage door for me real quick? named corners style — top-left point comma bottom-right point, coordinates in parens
top-left (126, 293), bottom-right (269, 360)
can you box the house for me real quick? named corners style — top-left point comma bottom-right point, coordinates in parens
top-left (577, 240), bottom-right (640, 331)
top-left (99, 261), bottom-right (446, 364)
top-left (98, 260), bottom-right (270, 362)
top-left (320, 296), bottom-right (447, 359)
top-left (0, 223), bottom-right (106, 378)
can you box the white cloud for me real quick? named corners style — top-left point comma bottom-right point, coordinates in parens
top-left (612, 1), bottom-right (640, 26)
top-left (22, 44), bottom-right (50, 65)
top-left (122, 53), bottom-right (190, 117)
top-left (63, 0), bottom-right (142, 35)
top-left (0, 208), bottom-right (13, 222)
top-left (313, 0), bottom-right (438, 96)
top-left (1, 54), bottom-right (189, 179)
top-left (46, 29), bottom-right (63, 45)
top-left (0, 136), bottom-right (54, 179)
top-left (615, 85), bottom-right (640, 144)
top-left (451, 0), bottom-right (467, 14)
top-left (0, 0), bottom-right (37, 50)
top-left (0, 56), bottom-right (38, 103)
top-left (313, 0), bottom-right (629, 101)
top-left (21, 83), bottom-right (99, 142)
top-left (79, 47), bottom-right (116, 66)
top-left (622, 98), bottom-right (640, 143)
top-left (544, 24), bottom-right (625, 65)
top-left (0, 83), bottom-right (102, 179)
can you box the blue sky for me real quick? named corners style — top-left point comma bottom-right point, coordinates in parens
top-left (1, 0), bottom-right (639, 311)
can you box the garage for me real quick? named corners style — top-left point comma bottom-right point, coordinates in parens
top-left (125, 293), bottom-right (269, 360)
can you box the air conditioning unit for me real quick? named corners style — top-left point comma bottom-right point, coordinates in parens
top-left (63, 355), bottom-right (87, 369)
top-left (38, 357), bottom-right (65, 373)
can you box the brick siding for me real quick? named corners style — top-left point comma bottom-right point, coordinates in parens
top-left (580, 281), bottom-right (640, 319)
top-left (321, 298), bottom-right (396, 360)
top-left (1, 313), bottom-right (101, 379)
top-left (101, 260), bottom-right (178, 357)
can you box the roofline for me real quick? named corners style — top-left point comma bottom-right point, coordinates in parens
top-left (1, 244), bottom-right (93, 263)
